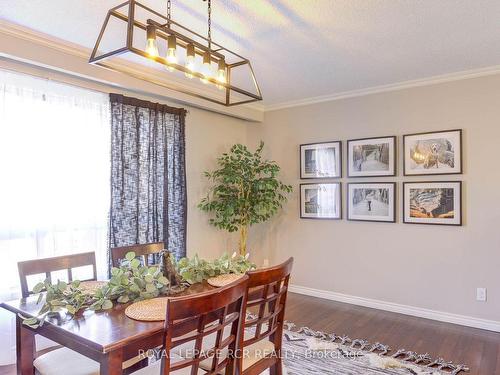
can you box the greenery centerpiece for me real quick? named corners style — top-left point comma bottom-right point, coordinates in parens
top-left (198, 142), bottom-right (292, 255)
top-left (21, 251), bottom-right (255, 329)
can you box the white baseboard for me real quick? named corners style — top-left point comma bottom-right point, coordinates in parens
top-left (288, 284), bottom-right (500, 333)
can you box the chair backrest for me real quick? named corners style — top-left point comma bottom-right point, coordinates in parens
top-left (110, 242), bottom-right (165, 268)
top-left (243, 258), bottom-right (294, 349)
top-left (18, 252), bottom-right (97, 298)
top-left (161, 275), bottom-right (249, 375)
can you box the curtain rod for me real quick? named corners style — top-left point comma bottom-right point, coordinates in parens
top-left (0, 65), bottom-right (190, 114)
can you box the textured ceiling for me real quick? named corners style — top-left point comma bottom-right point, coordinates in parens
top-left (1, 0), bottom-right (500, 106)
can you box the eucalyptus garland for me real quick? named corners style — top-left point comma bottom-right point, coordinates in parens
top-left (21, 251), bottom-right (255, 329)
top-left (175, 252), bottom-right (255, 284)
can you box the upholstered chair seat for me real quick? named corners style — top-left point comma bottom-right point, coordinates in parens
top-left (33, 347), bottom-right (142, 375)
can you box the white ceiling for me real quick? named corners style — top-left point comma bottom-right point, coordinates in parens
top-left (1, 0), bottom-right (500, 107)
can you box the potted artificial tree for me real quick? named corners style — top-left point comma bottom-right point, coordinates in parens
top-left (199, 142), bottom-right (292, 255)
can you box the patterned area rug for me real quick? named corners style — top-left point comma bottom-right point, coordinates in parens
top-left (280, 323), bottom-right (469, 375)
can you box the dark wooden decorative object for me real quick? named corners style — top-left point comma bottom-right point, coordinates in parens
top-left (241, 258), bottom-right (294, 375)
top-left (160, 250), bottom-right (183, 286)
top-left (17, 252), bottom-right (97, 298)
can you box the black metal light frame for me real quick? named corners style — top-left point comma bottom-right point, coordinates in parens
top-left (89, 0), bottom-right (263, 106)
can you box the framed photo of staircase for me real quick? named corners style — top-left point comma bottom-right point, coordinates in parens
top-left (347, 136), bottom-right (396, 177)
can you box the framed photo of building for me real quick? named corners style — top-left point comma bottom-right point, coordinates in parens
top-left (300, 141), bottom-right (342, 179)
top-left (347, 136), bottom-right (396, 177)
top-left (403, 129), bottom-right (462, 176)
top-left (300, 183), bottom-right (341, 219)
top-left (347, 183), bottom-right (396, 223)
top-left (403, 181), bottom-right (462, 226)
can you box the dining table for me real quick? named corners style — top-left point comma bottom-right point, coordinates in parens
top-left (0, 281), bottom-right (215, 375)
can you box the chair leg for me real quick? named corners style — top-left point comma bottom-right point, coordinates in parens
top-left (270, 360), bottom-right (283, 375)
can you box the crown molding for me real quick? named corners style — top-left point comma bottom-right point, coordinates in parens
top-left (0, 20), bottom-right (264, 121)
top-left (265, 65), bottom-right (500, 112)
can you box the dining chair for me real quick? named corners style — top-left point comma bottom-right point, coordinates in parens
top-left (130, 275), bottom-right (249, 375)
top-left (110, 242), bottom-right (165, 268)
top-left (238, 257), bottom-right (294, 375)
top-left (175, 258), bottom-right (294, 375)
top-left (18, 252), bottom-right (145, 375)
top-left (18, 251), bottom-right (97, 298)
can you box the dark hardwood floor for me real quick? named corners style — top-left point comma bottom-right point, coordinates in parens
top-left (284, 293), bottom-right (500, 375)
top-left (1, 292), bottom-right (499, 374)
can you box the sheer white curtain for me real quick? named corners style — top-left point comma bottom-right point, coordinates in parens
top-left (0, 70), bottom-right (110, 364)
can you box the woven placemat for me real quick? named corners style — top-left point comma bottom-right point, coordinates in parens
top-left (125, 297), bottom-right (170, 321)
top-left (79, 281), bottom-right (107, 295)
top-left (207, 273), bottom-right (244, 287)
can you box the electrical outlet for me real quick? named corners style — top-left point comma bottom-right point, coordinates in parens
top-left (263, 258), bottom-right (269, 267)
top-left (476, 287), bottom-right (487, 302)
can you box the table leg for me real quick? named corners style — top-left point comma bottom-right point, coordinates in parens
top-left (100, 349), bottom-right (124, 375)
top-left (16, 317), bottom-right (35, 375)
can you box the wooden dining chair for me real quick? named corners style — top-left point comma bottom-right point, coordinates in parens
top-left (186, 258), bottom-right (294, 375)
top-left (130, 275), bottom-right (249, 375)
top-left (238, 257), bottom-right (294, 375)
top-left (110, 242), bottom-right (165, 268)
top-left (19, 252), bottom-right (145, 375)
top-left (18, 251), bottom-right (97, 298)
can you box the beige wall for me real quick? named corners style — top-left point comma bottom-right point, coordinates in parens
top-left (247, 74), bottom-right (500, 322)
top-left (185, 107), bottom-right (250, 260)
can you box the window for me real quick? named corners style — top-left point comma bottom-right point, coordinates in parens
top-left (0, 70), bottom-right (110, 298)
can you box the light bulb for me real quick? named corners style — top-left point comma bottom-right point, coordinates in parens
top-left (200, 50), bottom-right (213, 84)
top-left (216, 58), bottom-right (226, 90)
top-left (165, 35), bottom-right (177, 72)
top-left (184, 43), bottom-right (196, 78)
top-left (145, 25), bottom-right (159, 57)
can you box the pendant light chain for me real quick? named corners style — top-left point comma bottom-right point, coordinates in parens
top-left (207, 0), bottom-right (212, 50)
top-left (167, 0), bottom-right (172, 27)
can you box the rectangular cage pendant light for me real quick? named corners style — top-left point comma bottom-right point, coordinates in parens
top-left (89, 0), bottom-right (263, 107)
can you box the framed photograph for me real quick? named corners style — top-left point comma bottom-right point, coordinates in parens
top-left (403, 129), bottom-right (462, 175)
top-left (300, 141), bottom-right (342, 179)
top-left (300, 183), bottom-right (342, 219)
top-left (403, 181), bottom-right (462, 226)
top-left (347, 183), bottom-right (396, 223)
top-left (347, 136), bottom-right (396, 177)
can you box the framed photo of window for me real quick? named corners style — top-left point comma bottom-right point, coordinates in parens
top-left (300, 141), bottom-right (342, 179)
top-left (300, 183), bottom-right (342, 220)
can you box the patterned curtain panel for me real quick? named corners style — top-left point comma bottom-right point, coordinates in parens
top-left (108, 94), bottom-right (187, 268)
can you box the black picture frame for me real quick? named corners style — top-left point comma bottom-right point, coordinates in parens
top-left (300, 182), bottom-right (342, 220)
top-left (347, 136), bottom-right (397, 177)
top-left (403, 129), bottom-right (463, 176)
top-left (403, 181), bottom-right (462, 226)
top-left (347, 182), bottom-right (396, 223)
top-left (300, 141), bottom-right (342, 179)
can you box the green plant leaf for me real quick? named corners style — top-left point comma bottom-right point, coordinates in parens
top-left (125, 252), bottom-right (136, 261)
top-left (33, 282), bottom-right (45, 294)
top-left (102, 300), bottom-right (113, 310)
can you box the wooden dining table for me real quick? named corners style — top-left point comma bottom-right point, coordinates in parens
top-left (0, 282), bottom-right (215, 375)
